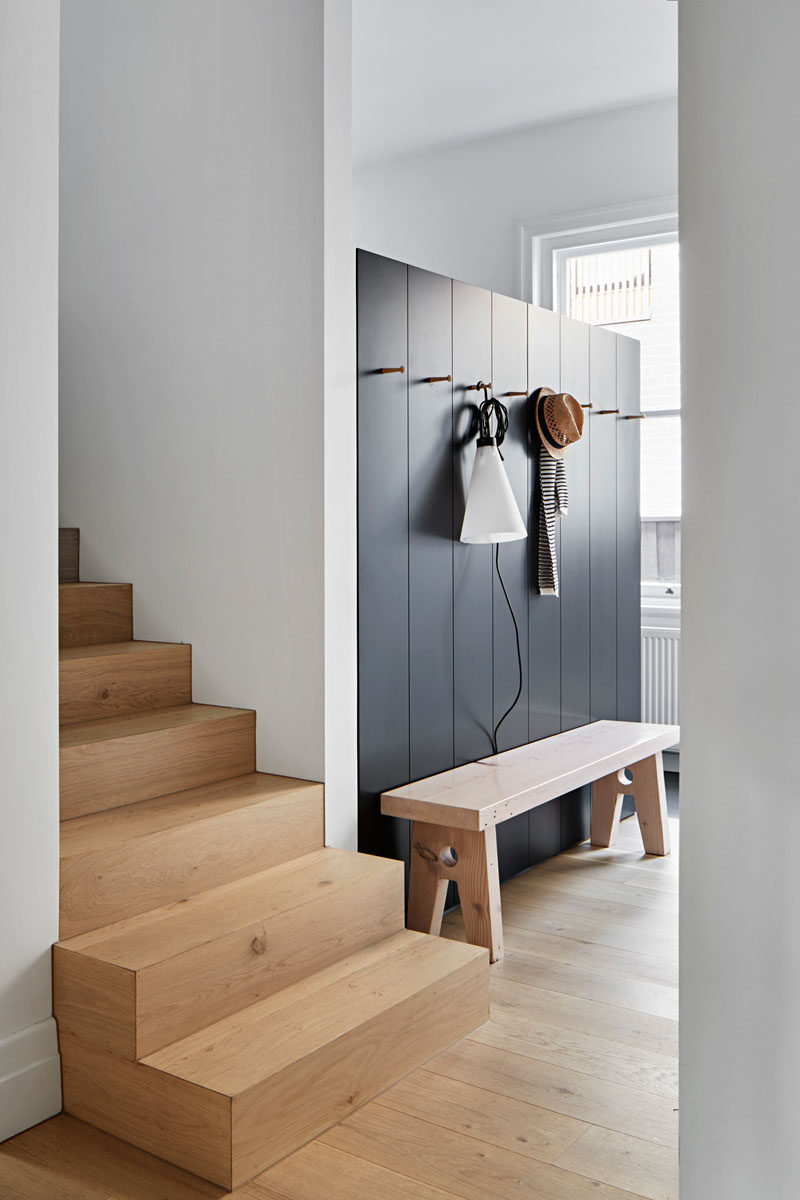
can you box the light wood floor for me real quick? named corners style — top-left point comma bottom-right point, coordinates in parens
top-left (0, 814), bottom-right (678, 1200)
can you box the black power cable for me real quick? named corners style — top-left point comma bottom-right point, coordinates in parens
top-left (491, 542), bottom-right (523, 756)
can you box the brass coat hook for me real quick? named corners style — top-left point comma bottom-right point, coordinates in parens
top-left (623, 413), bottom-right (647, 420)
top-left (377, 366), bottom-right (405, 374)
top-left (596, 408), bottom-right (620, 415)
top-left (426, 375), bottom-right (452, 383)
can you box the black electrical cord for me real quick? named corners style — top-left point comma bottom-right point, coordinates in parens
top-left (491, 542), bottom-right (523, 756)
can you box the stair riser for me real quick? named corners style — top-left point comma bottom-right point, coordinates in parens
top-left (59, 529), bottom-right (80, 583)
top-left (59, 784), bottom-right (325, 939)
top-left (59, 1033), bottom-right (232, 1189)
top-left (60, 713), bottom-right (256, 820)
top-left (59, 954), bottom-right (488, 1190)
top-left (54, 863), bottom-right (406, 1059)
top-left (60, 584), bottom-right (133, 648)
top-left (60, 645), bottom-right (192, 726)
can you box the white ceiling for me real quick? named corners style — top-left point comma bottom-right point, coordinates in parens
top-left (352, 0), bottom-right (677, 167)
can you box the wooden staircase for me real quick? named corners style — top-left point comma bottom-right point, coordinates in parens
top-left (54, 531), bottom-right (489, 1191)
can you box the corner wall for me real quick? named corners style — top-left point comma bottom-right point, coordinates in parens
top-left (324, 0), bottom-right (358, 850)
top-left (0, 0), bottom-right (62, 1139)
top-left (59, 0), bottom-right (328, 786)
top-left (354, 98), bottom-right (678, 299)
top-left (680, 2), bottom-right (800, 1195)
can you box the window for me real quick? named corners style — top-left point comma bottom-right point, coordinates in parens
top-left (554, 233), bottom-right (681, 586)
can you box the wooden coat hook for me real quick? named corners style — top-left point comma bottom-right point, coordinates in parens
top-left (623, 413), bottom-right (647, 420)
top-left (466, 381), bottom-right (492, 391)
top-left (426, 375), bottom-right (452, 383)
top-left (503, 390), bottom-right (528, 397)
top-left (596, 408), bottom-right (620, 415)
top-left (580, 403), bottom-right (593, 409)
top-left (378, 366), bottom-right (405, 374)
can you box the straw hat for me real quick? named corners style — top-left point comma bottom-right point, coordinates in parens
top-left (533, 387), bottom-right (585, 460)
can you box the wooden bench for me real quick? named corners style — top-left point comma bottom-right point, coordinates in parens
top-left (381, 720), bottom-right (679, 962)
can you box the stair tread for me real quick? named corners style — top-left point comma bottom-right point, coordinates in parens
top-left (143, 930), bottom-right (486, 1095)
top-left (60, 771), bottom-right (319, 847)
top-left (60, 703), bottom-right (253, 748)
top-left (59, 581), bottom-right (132, 589)
top-left (58, 847), bottom-right (398, 967)
top-left (60, 639), bottom-right (188, 662)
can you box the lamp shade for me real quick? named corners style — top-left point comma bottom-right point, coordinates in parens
top-left (460, 441), bottom-right (527, 544)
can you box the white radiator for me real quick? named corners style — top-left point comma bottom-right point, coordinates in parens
top-left (641, 624), bottom-right (680, 730)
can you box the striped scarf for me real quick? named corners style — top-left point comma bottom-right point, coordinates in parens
top-left (537, 450), bottom-right (568, 596)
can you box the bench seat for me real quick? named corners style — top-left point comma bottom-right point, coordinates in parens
top-left (381, 720), bottom-right (679, 962)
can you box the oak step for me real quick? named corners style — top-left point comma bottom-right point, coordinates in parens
top-left (60, 931), bottom-right (489, 1190)
top-left (59, 641), bottom-right (192, 726)
top-left (54, 848), bottom-right (405, 1058)
top-left (60, 704), bottom-right (255, 820)
top-left (60, 582), bottom-right (133, 648)
top-left (59, 772), bottom-right (324, 938)
top-left (59, 528), bottom-right (80, 583)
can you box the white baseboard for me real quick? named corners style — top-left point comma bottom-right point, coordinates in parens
top-left (0, 1018), bottom-right (61, 1142)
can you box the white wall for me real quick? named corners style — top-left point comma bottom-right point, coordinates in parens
top-left (324, 0), bottom-right (358, 850)
top-left (59, 1), bottom-right (330, 786)
top-left (0, 0), bottom-right (62, 1139)
top-left (354, 98), bottom-right (677, 299)
top-left (680, 2), bottom-right (800, 1195)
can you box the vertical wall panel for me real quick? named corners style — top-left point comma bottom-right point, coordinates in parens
top-left (452, 281), bottom-right (494, 766)
top-left (527, 306), bottom-right (565, 865)
top-left (617, 334), bottom-right (642, 721)
top-left (528, 307), bottom-right (562, 741)
top-left (356, 251), bottom-right (410, 869)
top-left (590, 325), bottom-right (618, 721)
top-left (408, 267), bottom-right (454, 780)
top-left (559, 316), bottom-right (592, 846)
top-left (491, 293), bottom-right (530, 881)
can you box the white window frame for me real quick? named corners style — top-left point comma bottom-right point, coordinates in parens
top-left (517, 196), bottom-right (678, 308)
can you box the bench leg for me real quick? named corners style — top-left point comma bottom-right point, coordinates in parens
top-left (629, 752), bottom-right (670, 856)
top-left (591, 772), bottom-right (625, 847)
top-left (591, 752), bottom-right (670, 856)
top-left (407, 821), bottom-right (503, 962)
top-left (407, 822), bottom-right (450, 937)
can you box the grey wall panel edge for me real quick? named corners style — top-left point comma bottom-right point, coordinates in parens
top-left (356, 250), bottom-right (411, 875)
top-left (527, 305), bottom-right (564, 868)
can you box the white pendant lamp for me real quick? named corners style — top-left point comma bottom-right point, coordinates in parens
top-left (460, 393), bottom-right (527, 544)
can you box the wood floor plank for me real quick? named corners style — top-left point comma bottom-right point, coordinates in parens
top-left (251, 1140), bottom-right (462, 1200)
top-left (497, 898), bottom-right (678, 961)
top-left (531, 854), bottom-right (678, 895)
top-left (492, 949), bottom-right (678, 1020)
top-left (320, 1104), bottom-right (649, 1200)
top-left (375, 1068), bottom-right (589, 1164)
top-left (470, 1010), bottom-right (678, 1100)
top-left (428, 1038), bottom-right (678, 1148)
top-left (446, 910), bottom-right (677, 987)
top-left (498, 872), bottom-right (679, 920)
top-left (554, 1125), bottom-right (678, 1200)
top-left (565, 840), bottom-right (679, 876)
top-left (0, 1115), bottom-right (223, 1199)
top-left (488, 975), bottom-right (678, 1059)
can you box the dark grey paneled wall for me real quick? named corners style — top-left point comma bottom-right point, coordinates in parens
top-left (357, 250), bottom-right (641, 886)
